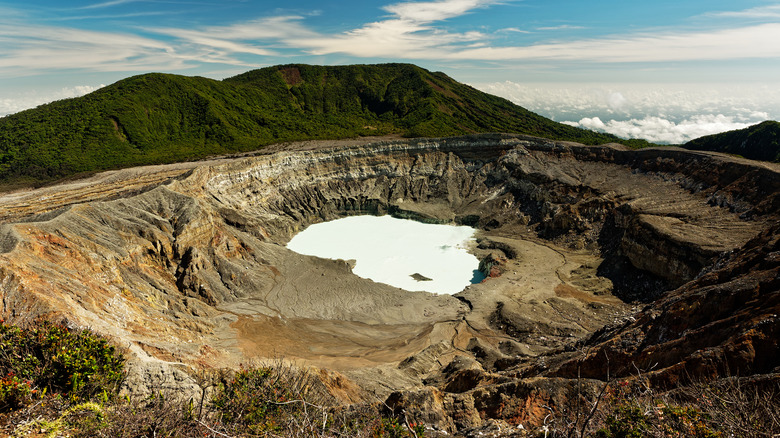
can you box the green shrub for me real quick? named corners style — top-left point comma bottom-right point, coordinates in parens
top-left (593, 400), bottom-right (722, 438)
top-left (595, 403), bottom-right (650, 438)
top-left (211, 367), bottom-right (291, 430)
top-left (210, 364), bottom-right (427, 437)
top-left (369, 417), bottom-right (426, 438)
top-left (0, 319), bottom-right (125, 409)
top-left (658, 405), bottom-right (721, 438)
top-left (0, 373), bottom-right (34, 411)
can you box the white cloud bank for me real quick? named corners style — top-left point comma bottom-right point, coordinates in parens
top-left (0, 85), bottom-right (104, 117)
top-left (475, 81), bottom-right (780, 144)
top-left (562, 115), bottom-right (761, 144)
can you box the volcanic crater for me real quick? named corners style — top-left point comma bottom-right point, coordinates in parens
top-left (0, 133), bottom-right (778, 431)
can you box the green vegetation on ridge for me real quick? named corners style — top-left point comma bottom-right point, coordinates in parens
top-left (0, 64), bottom-right (648, 186)
top-left (684, 120), bottom-right (780, 163)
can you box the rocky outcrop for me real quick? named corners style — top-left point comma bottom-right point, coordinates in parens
top-left (382, 222), bottom-right (780, 435)
top-left (547, 222), bottom-right (780, 388)
top-left (385, 376), bottom-right (605, 434)
top-left (0, 133), bottom-right (777, 433)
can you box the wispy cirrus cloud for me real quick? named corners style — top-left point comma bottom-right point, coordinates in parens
top-left (149, 28), bottom-right (277, 57)
top-left (2, 0), bottom-right (780, 82)
top-left (48, 12), bottom-right (169, 21)
top-left (498, 27), bottom-right (530, 33)
top-left (0, 23), bottom-right (188, 76)
top-left (297, 19), bottom-right (485, 58)
top-left (306, 0), bottom-right (497, 57)
top-left (148, 0), bottom-right (497, 60)
top-left (267, 1), bottom-right (780, 63)
top-left (79, 0), bottom-right (140, 9)
top-left (144, 15), bottom-right (319, 64)
top-left (705, 3), bottom-right (780, 20)
top-left (382, 0), bottom-right (497, 21)
top-left (536, 24), bottom-right (585, 31)
top-left (148, 15), bottom-right (317, 45)
top-left (451, 23), bottom-right (780, 62)
top-left (285, 2), bottom-right (780, 63)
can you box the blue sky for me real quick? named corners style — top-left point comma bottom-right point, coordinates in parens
top-left (2, 0), bottom-right (780, 143)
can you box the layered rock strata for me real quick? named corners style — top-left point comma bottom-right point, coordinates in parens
top-left (0, 134), bottom-right (777, 432)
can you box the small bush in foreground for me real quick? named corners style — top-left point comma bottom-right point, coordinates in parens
top-left (0, 319), bottom-right (125, 410)
top-left (210, 363), bottom-right (425, 437)
top-left (0, 374), bottom-right (34, 412)
top-left (594, 402), bottom-right (721, 438)
top-left (211, 366), bottom-right (296, 431)
top-left (540, 375), bottom-right (778, 438)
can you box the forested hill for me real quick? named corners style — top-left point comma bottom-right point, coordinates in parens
top-left (0, 63), bottom-right (646, 186)
top-left (684, 120), bottom-right (780, 163)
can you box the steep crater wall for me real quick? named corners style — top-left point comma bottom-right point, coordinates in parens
top-left (0, 134), bottom-right (776, 398)
top-left (188, 135), bottom-right (775, 291)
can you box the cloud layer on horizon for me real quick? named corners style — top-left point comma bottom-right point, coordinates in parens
top-left (562, 115), bottom-right (761, 145)
top-left (0, 85), bottom-right (104, 117)
top-left (475, 81), bottom-right (779, 144)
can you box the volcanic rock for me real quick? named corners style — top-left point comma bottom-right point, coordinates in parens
top-left (0, 133), bottom-right (777, 434)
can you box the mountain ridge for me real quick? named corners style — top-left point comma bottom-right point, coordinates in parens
top-left (683, 120), bottom-right (780, 162)
top-left (0, 63), bottom-right (648, 187)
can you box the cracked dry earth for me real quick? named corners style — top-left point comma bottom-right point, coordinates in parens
top-left (0, 133), bottom-right (778, 434)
